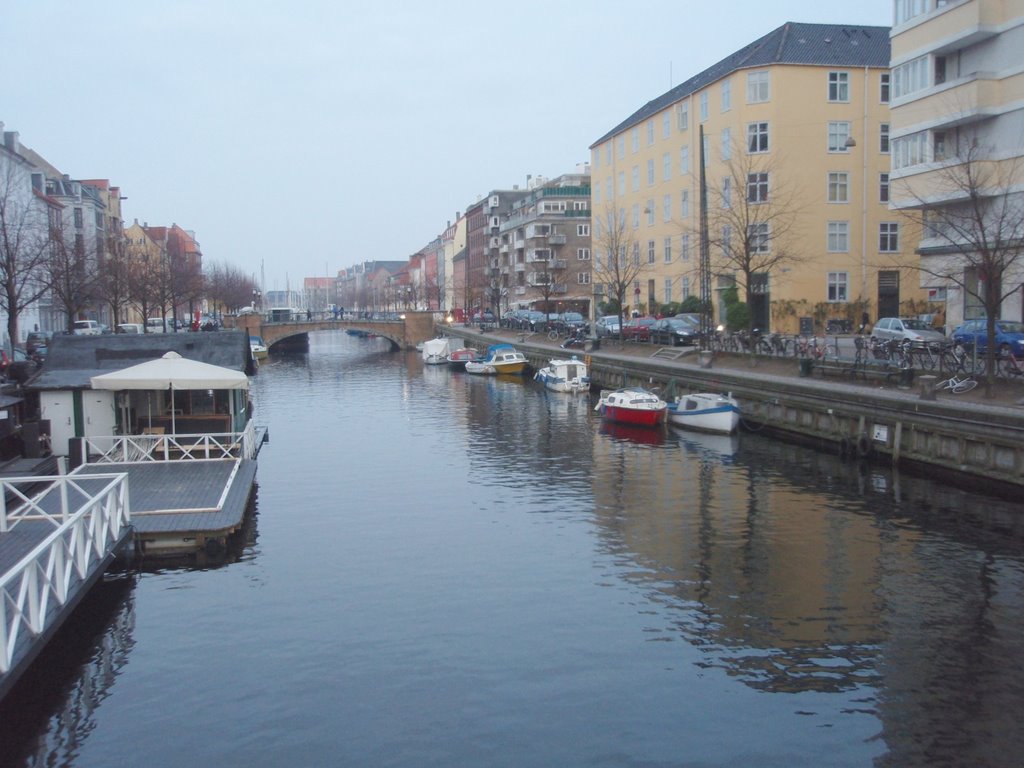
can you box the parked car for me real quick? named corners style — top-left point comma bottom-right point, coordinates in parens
top-left (870, 317), bottom-right (946, 348)
top-left (650, 317), bottom-right (698, 346)
top-left (72, 320), bottom-right (102, 336)
top-left (951, 318), bottom-right (1024, 357)
top-left (621, 316), bottom-right (657, 342)
top-left (674, 313), bottom-right (703, 328)
top-left (116, 323), bottom-right (144, 334)
top-left (5, 347), bottom-right (38, 383)
top-left (595, 315), bottom-right (621, 338)
top-left (554, 312), bottom-right (588, 334)
top-left (26, 330), bottom-right (52, 355)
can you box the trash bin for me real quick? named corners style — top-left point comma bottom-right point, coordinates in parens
top-left (799, 358), bottom-right (814, 377)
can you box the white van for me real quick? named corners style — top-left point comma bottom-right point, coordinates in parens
top-left (116, 323), bottom-right (144, 334)
top-left (72, 320), bottom-right (102, 336)
top-left (146, 317), bottom-right (173, 333)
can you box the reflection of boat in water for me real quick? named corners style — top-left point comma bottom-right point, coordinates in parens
top-left (599, 420), bottom-right (666, 446)
top-left (667, 392), bottom-right (740, 435)
top-left (675, 430), bottom-right (739, 462)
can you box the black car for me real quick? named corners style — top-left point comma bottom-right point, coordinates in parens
top-left (26, 331), bottom-right (51, 355)
top-left (650, 317), bottom-right (698, 346)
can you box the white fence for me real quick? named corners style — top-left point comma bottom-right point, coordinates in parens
top-left (0, 472), bottom-right (130, 674)
top-left (83, 422), bottom-right (257, 464)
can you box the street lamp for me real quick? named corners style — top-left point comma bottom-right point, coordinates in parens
top-left (252, 289), bottom-right (261, 311)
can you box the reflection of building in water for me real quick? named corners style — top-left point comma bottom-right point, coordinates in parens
top-left (3, 581), bottom-right (135, 766)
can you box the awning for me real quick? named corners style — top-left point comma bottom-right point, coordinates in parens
top-left (89, 351), bottom-right (249, 391)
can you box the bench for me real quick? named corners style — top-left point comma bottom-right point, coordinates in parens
top-left (811, 358), bottom-right (912, 385)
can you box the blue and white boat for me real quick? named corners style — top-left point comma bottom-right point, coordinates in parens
top-left (666, 392), bottom-right (740, 435)
top-left (534, 356), bottom-right (590, 394)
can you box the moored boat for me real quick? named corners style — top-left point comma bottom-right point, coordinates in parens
top-left (249, 336), bottom-right (268, 360)
top-left (595, 387), bottom-right (667, 427)
top-left (464, 343), bottom-right (529, 376)
top-left (534, 356), bottom-right (590, 394)
top-left (666, 392), bottom-right (740, 435)
top-left (446, 347), bottom-right (483, 370)
top-left (421, 337), bottom-right (453, 365)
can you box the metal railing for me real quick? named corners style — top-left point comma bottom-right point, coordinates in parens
top-left (83, 422), bottom-right (257, 464)
top-left (0, 472), bottom-right (130, 673)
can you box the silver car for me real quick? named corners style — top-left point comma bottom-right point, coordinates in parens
top-left (870, 317), bottom-right (946, 347)
top-left (595, 315), bottom-right (621, 337)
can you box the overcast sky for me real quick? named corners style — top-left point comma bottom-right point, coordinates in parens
top-left (3, 1), bottom-right (892, 295)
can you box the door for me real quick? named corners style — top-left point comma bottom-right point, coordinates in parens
top-left (750, 272), bottom-right (769, 331)
top-left (41, 391), bottom-right (75, 456)
top-left (83, 391), bottom-right (117, 453)
top-left (877, 271), bottom-right (900, 320)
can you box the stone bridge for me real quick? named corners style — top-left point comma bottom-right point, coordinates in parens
top-left (232, 311), bottom-right (437, 351)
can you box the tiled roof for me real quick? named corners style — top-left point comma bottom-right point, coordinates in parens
top-left (591, 22), bottom-right (890, 147)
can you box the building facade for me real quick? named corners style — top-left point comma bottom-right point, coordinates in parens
top-left (889, 0), bottom-right (1024, 329)
top-left (590, 22), bottom-right (924, 332)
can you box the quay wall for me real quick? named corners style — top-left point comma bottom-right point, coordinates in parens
top-left (448, 329), bottom-right (1024, 491)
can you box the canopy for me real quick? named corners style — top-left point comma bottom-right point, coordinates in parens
top-left (89, 351), bottom-right (249, 391)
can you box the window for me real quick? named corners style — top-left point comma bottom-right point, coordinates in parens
top-left (664, 278), bottom-right (673, 303)
top-left (828, 71), bottom-right (850, 102)
top-left (632, 203), bottom-right (640, 229)
top-left (677, 101), bottom-right (689, 131)
top-left (747, 122), bottom-right (769, 153)
top-left (828, 172), bottom-right (849, 203)
top-left (606, 144), bottom-right (613, 165)
top-left (894, 0), bottom-right (927, 25)
top-left (616, 136), bottom-right (625, 159)
top-left (663, 152), bottom-right (671, 181)
top-left (747, 173), bottom-right (769, 203)
top-left (617, 172), bottom-right (625, 195)
top-left (828, 122), bottom-right (852, 152)
top-left (879, 173), bottom-right (890, 203)
top-left (827, 222), bottom-right (849, 252)
top-left (663, 111), bottom-right (671, 139)
top-left (577, 248), bottom-right (590, 260)
top-left (631, 128), bottom-right (639, 153)
top-left (892, 56), bottom-right (928, 99)
top-left (721, 225), bottom-right (732, 256)
top-left (721, 177), bottom-right (731, 208)
top-left (748, 223), bottom-right (770, 253)
top-left (880, 72), bottom-right (890, 103)
top-left (699, 92), bottom-right (708, 121)
top-left (879, 222), bottom-right (899, 252)
top-left (680, 189), bottom-right (690, 218)
top-left (577, 224), bottom-right (590, 236)
top-left (646, 200), bottom-right (655, 226)
top-left (647, 120), bottom-right (655, 145)
top-left (682, 276), bottom-right (691, 298)
top-left (664, 237), bottom-right (672, 263)
top-left (680, 145), bottom-right (690, 175)
top-left (721, 127), bottom-right (731, 160)
top-left (933, 130), bottom-right (948, 161)
top-left (647, 159), bottom-right (655, 186)
top-left (74, 208), bottom-right (83, 228)
top-left (632, 165), bottom-right (639, 191)
top-left (648, 240), bottom-right (656, 263)
top-left (721, 78), bottom-right (731, 111)
top-left (880, 123), bottom-right (890, 154)
top-left (662, 194), bottom-right (672, 222)
top-left (577, 272), bottom-right (591, 285)
top-left (681, 234), bottom-right (691, 261)
top-left (573, 200), bottom-right (588, 211)
top-left (892, 132), bottom-right (928, 170)
top-left (633, 242), bottom-right (640, 267)
top-left (747, 70), bottom-right (770, 103)
top-left (827, 272), bottom-right (848, 302)
top-left (594, 180), bottom-right (601, 204)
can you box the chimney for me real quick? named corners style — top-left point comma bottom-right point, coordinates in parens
top-left (4, 130), bottom-right (20, 153)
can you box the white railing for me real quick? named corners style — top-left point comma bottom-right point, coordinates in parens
top-left (0, 472), bottom-right (130, 674)
top-left (83, 422), bottom-right (256, 464)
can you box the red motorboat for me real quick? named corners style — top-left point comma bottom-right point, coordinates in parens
top-left (445, 347), bottom-right (483, 371)
top-left (595, 387), bottom-right (667, 427)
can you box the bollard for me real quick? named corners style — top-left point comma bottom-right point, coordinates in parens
top-left (699, 350), bottom-right (713, 369)
top-left (798, 358), bottom-right (814, 377)
top-left (918, 374), bottom-right (936, 401)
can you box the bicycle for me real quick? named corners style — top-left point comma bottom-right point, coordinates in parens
top-left (934, 372), bottom-right (978, 394)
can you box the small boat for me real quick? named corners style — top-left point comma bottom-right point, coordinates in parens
top-left (446, 347), bottom-right (483, 370)
top-left (595, 387), bottom-right (667, 427)
top-left (534, 356), bottom-right (590, 394)
top-left (464, 343), bottom-right (529, 376)
top-left (345, 328), bottom-right (369, 338)
top-left (249, 336), bottom-right (268, 360)
top-left (421, 337), bottom-right (452, 365)
top-left (666, 392), bottom-right (740, 435)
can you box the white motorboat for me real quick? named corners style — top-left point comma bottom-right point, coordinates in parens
top-left (666, 392), bottom-right (740, 435)
top-left (421, 337), bottom-right (453, 365)
top-left (534, 357), bottom-right (590, 394)
top-left (464, 343), bottom-right (529, 376)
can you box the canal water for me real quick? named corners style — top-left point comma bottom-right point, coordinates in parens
top-left (2, 330), bottom-right (1023, 767)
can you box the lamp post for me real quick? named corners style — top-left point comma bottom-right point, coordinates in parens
top-left (252, 289), bottom-right (261, 312)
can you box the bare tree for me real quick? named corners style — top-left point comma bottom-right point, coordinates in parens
top-left (700, 140), bottom-right (805, 332)
top-left (47, 225), bottom-right (100, 333)
top-left (98, 233), bottom-right (133, 328)
top-left (894, 134), bottom-right (1024, 391)
top-left (591, 205), bottom-right (648, 340)
top-left (0, 155), bottom-right (53, 346)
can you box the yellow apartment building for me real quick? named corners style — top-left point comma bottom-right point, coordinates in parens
top-left (889, 0), bottom-right (1024, 330)
top-left (590, 21), bottom-right (925, 333)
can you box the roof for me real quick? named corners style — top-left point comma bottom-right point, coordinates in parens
top-left (591, 22), bottom-right (891, 147)
top-left (26, 331), bottom-right (254, 391)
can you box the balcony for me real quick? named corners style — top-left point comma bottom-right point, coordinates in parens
top-left (500, 244), bottom-right (509, 254)
top-left (514, 286), bottom-right (526, 295)
top-left (548, 234), bottom-right (567, 245)
top-left (552, 284), bottom-right (568, 294)
top-left (514, 263), bottom-right (525, 272)
top-left (892, 72), bottom-right (1015, 131)
top-left (893, 0), bottom-right (1001, 58)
